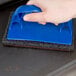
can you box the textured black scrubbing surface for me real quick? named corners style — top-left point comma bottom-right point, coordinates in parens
top-left (2, 39), bottom-right (74, 51)
top-left (2, 11), bottom-right (74, 51)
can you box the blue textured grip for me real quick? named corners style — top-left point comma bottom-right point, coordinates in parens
top-left (7, 5), bottom-right (73, 45)
top-left (11, 5), bottom-right (42, 29)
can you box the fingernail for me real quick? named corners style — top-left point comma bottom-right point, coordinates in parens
top-left (38, 22), bottom-right (46, 25)
top-left (55, 23), bottom-right (59, 26)
top-left (23, 15), bottom-right (29, 21)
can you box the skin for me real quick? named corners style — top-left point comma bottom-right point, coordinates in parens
top-left (23, 0), bottom-right (76, 25)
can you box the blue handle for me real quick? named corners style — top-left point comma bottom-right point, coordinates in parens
top-left (11, 5), bottom-right (72, 32)
top-left (12, 5), bottom-right (42, 24)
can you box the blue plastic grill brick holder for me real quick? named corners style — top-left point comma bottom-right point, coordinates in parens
top-left (7, 5), bottom-right (73, 45)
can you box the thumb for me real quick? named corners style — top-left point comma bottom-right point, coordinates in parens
top-left (23, 12), bottom-right (45, 23)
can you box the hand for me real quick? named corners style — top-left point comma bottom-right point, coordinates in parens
top-left (23, 0), bottom-right (76, 25)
